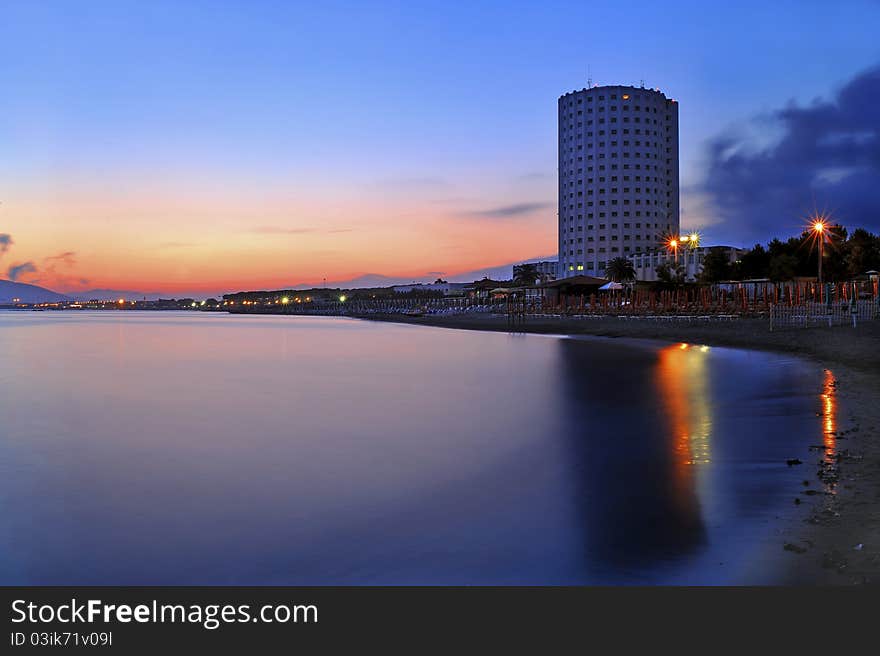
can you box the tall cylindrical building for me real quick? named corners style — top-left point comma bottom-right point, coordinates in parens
top-left (558, 85), bottom-right (679, 278)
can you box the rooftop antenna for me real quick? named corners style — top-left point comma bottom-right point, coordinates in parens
top-left (587, 64), bottom-right (592, 88)
top-left (640, 78), bottom-right (645, 88)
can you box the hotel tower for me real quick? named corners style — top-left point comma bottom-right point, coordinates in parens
top-left (558, 84), bottom-right (679, 278)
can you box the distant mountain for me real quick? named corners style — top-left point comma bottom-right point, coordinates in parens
top-left (321, 274), bottom-right (424, 289)
top-left (314, 258), bottom-right (554, 290)
top-left (68, 289), bottom-right (166, 301)
top-left (0, 279), bottom-right (69, 303)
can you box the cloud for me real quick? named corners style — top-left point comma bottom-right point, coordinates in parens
top-left (7, 261), bottom-right (38, 281)
top-left (374, 176), bottom-right (449, 189)
top-left (158, 241), bottom-right (197, 248)
top-left (252, 225), bottom-right (315, 234)
top-left (0, 233), bottom-right (12, 255)
top-left (700, 64), bottom-right (880, 243)
top-left (250, 226), bottom-right (353, 235)
top-left (45, 251), bottom-right (77, 266)
top-left (463, 202), bottom-right (554, 218)
top-left (3, 250), bottom-right (85, 289)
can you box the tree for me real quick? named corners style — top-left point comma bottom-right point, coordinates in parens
top-left (844, 228), bottom-right (880, 277)
top-left (512, 263), bottom-right (540, 286)
top-left (768, 254), bottom-right (799, 281)
top-left (698, 249), bottom-right (732, 283)
top-left (733, 243), bottom-right (771, 280)
top-left (656, 262), bottom-right (686, 287)
top-left (604, 257), bottom-right (636, 282)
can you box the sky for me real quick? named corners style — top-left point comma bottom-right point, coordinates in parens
top-left (1, 0), bottom-right (879, 296)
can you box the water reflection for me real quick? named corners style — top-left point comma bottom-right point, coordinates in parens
top-left (0, 312), bottom-right (827, 584)
top-left (557, 339), bottom-right (707, 576)
top-left (817, 368), bottom-right (838, 493)
top-left (656, 344), bottom-right (713, 466)
top-left (821, 369), bottom-right (837, 453)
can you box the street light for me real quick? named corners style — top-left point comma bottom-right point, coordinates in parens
top-left (812, 219), bottom-right (827, 284)
top-left (668, 238), bottom-right (679, 264)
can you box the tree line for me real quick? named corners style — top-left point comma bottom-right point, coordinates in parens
top-left (698, 226), bottom-right (880, 283)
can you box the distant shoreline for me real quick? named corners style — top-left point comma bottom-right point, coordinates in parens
top-left (356, 312), bottom-right (880, 585)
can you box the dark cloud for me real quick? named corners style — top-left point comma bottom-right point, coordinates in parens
top-left (7, 261), bottom-right (37, 281)
top-left (0, 233), bottom-right (12, 254)
top-left (701, 64), bottom-right (880, 244)
top-left (464, 202), bottom-right (554, 218)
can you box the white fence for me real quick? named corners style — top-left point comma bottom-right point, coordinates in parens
top-left (769, 300), bottom-right (879, 331)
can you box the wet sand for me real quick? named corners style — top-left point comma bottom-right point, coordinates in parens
top-left (359, 313), bottom-right (880, 585)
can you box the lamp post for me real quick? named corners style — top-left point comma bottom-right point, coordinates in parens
top-left (813, 220), bottom-right (826, 284)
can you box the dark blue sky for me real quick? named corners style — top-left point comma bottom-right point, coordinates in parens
top-left (1, 1), bottom-right (879, 291)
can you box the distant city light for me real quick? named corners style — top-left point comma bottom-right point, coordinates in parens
top-left (117, 298), bottom-right (125, 304)
top-left (281, 296), bottom-right (290, 304)
top-left (339, 295), bottom-right (347, 303)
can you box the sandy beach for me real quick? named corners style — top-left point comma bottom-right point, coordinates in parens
top-left (358, 312), bottom-right (880, 584)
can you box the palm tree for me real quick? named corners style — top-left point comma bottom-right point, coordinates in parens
top-left (605, 257), bottom-right (635, 283)
top-left (512, 263), bottom-right (540, 286)
top-left (656, 262), bottom-right (686, 287)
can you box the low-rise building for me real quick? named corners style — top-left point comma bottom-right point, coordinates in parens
top-left (512, 260), bottom-right (558, 282)
top-left (627, 246), bottom-right (743, 282)
top-left (391, 281), bottom-right (472, 296)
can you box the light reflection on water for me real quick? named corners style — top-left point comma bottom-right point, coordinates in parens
top-left (0, 312), bottom-right (826, 584)
top-left (822, 369), bottom-right (837, 452)
top-left (656, 343), bottom-right (713, 467)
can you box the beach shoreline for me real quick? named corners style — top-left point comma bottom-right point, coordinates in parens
top-left (356, 312), bottom-right (880, 585)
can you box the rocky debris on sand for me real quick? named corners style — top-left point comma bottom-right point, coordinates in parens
top-left (784, 542), bottom-right (809, 554)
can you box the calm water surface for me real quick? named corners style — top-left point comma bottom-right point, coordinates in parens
top-left (0, 311), bottom-right (831, 584)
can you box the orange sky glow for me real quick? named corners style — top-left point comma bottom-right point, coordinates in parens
top-left (2, 179), bottom-right (558, 295)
